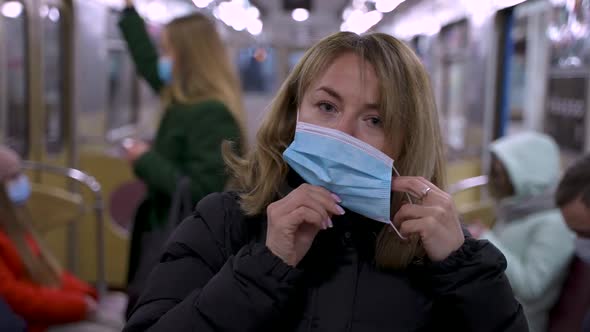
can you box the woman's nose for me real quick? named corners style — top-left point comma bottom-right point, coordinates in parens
top-left (333, 117), bottom-right (356, 137)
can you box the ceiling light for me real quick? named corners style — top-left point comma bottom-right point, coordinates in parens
top-left (247, 6), bottom-right (259, 19)
top-left (376, 0), bottom-right (403, 13)
top-left (292, 8), bottom-right (309, 22)
top-left (193, 0), bottom-right (212, 9)
top-left (247, 18), bottom-right (263, 35)
top-left (1, 1), bottom-right (23, 18)
top-left (48, 7), bottom-right (60, 22)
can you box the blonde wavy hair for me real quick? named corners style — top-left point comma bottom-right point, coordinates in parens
top-left (162, 13), bottom-right (245, 139)
top-left (225, 32), bottom-right (446, 269)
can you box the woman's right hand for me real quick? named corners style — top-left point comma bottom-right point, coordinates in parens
top-left (265, 184), bottom-right (344, 266)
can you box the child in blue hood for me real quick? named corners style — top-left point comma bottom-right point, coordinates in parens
top-left (471, 132), bottom-right (575, 332)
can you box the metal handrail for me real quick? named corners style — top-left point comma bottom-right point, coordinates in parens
top-left (448, 175), bottom-right (489, 195)
top-left (22, 161), bottom-right (106, 297)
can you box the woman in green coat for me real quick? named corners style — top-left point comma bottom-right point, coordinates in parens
top-left (120, 0), bottom-right (244, 309)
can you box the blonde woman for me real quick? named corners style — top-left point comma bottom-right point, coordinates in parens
top-left (120, 0), bottom-right (245, 310)
top-left (0, 146), bottom-right (122, 332)
top-left (124, 32), bottom-right (527, 331)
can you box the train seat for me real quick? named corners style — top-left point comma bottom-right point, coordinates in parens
top-left (109, 180), bottom-right (146, 235)
top-left (27, 183), bottom-right (84, 233)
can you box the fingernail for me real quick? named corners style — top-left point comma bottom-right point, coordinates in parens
top-left (331, 193), bottom-right (342, 203)
top-left (336, 205), bottom-right (345, 215)
top-left (327, 218), bottom-right (333, 228)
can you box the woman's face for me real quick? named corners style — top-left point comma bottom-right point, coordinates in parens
top-left (298, 53), bottom-right (403, 159)
top-left (489, 156), bottom-right (514, 199)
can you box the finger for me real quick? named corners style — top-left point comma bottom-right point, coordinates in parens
top-left (273, 196), bottom-right (331, 229)
top-left (288, 206), bottom-right (327, 230)
top-left (410, 177), bottom-right (451, 202)
top-left (393, 204), bottom-right (437, 226)
top-left (288, 184), bottom-right (344, 217)
top-left (399, 217), bottom-right (440, 240)
top-left (305, 184), bottom-right (340, 201)
top-left (391, 177), bottom-right (432, 198)
top-left (392, 177), bottom-right (449, 206)
top-left (306, 189), bottom-right (345, 217)
top-left (419, 188), bottom-right (449, 207)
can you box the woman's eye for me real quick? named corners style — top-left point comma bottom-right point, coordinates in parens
top-left (318, 102), bottom-right (336, 113)
top-left (368, 116), bottom-right (383, 127)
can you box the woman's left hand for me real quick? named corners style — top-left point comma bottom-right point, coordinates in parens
top-left (392, 177), bottom-right (464, 262)
top-left (122, 139), bottom-right (150, 163)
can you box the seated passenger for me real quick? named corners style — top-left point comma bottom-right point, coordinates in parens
top-left (0, 146), bottom-right (122, 332)
top-left (555, 154), bottom-right (590, 331)
top-left (124, 32), bottom-right (527, 331)
top-left (470, 132), bottom-right (575, 332)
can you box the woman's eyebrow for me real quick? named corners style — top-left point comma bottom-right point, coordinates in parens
top-left (316, 86), bottom-right (343, 103)
top-left (316, 86), bottom-right (379, 109)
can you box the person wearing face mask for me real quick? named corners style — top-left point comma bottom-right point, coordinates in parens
top-left (120, 0), bottom-right (245, 312)
top-left (468, 133), bottom-right (575, 332)
top-left (0, 146), bottom-right (124, 332)
top-left (123, 32), bottom-right (527, 332)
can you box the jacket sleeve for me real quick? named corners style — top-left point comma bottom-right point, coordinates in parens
top-left (118, 7), bottom-right (163, 93)
top-left (124, 193), bottom-right (302, 332)
top-left (61, 271), bottom-right (98, 299)
top-left (422, 238), bottom-right (529, 332)
top-left (481, 216), bottom-right (575, 302)
top-left (133, 103), bottom-right (241, 201)
top-left (0, 260), bottom-right (87, 324)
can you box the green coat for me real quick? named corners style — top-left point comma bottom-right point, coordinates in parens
top-left (119, 8), bottom-right (241, 283)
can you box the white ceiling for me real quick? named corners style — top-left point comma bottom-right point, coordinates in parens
top-left (251, 0), bottom-right (350, 47)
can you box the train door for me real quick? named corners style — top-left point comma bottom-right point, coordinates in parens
top-left (0, 0), bottom-right (31, 157)
top-left (438, 20), bottom-right (470, 161)
top-left (495, 1), bottom-right (551, 139)
top-left (74, 2), bottom-right (146, 287)
top-left (39, 0), bottom-right (74, 170)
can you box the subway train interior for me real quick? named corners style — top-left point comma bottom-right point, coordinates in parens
top-left (1, 0), bottom-right (590, 329)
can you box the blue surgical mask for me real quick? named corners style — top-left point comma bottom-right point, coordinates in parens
top-left (283, 122), bottom-right (408, 238)
top-left (158, 57), bottom-right (173, 84)
top-left (6, 174), bottom-right (31, 205)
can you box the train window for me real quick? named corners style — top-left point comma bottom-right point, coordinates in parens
top-left (545, 72), bottom-right (587, 153)
top-left (445, 62), bottom-right (466, 151)
top-left (42, 3), bottom-right (67, 154)
top-left (507, 33), bottom-right (527, 135)
top-left (238, 47), bottom-right (277, 94)
top-left (1, 0), bottom-right (29, 156)
top-left (106, 49), bottom-right (138, 131)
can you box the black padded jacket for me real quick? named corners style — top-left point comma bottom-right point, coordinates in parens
top-left (124, 172), bottom-right (529, 332)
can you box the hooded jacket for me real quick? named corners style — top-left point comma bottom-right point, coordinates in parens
top-left (482, 132), bottom-right (575, 332)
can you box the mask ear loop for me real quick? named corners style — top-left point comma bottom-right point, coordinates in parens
top-left (388, 165), bottom-right (412, 240)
